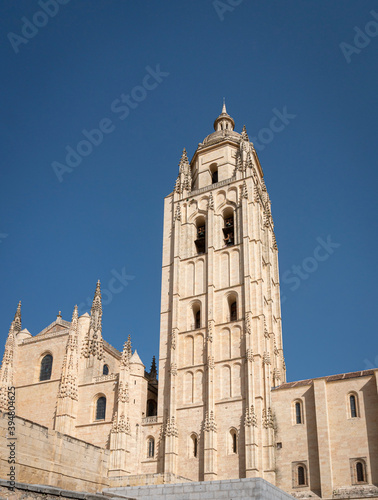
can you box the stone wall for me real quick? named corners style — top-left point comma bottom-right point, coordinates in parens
top-left (104, 477), bottom-right (296, 500)
top-left (272, 370), bottom-right (378, 499)
top-left (0, 412), bottom-right (109, 493)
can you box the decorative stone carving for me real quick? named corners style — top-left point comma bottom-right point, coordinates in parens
top-left (263, 351), bottom-right (271, 365)
top-left (118, 381), bottom-right (129, 403)
top-left (165, 416), bottom-right (178, 437)
top-left (240, 181), bottom-right (248, 199)
top-left (241, 124), bottom-right (249, 142)
top-left (118, 413), bottom-right (131, 434)
top-left (57, 306), bottom-right (79, 401)
top-left (245, 312), bottom-right (252, 336)
top-left (174, 203), bottom-right (181, 222)
top-left (170, 328), bottom-right (177, 350)
top-left (121, 335), bottom-right (132, 368)
top-left (207, 321), bottom-right (214, 343)
top-left (246, 349), bottom-right (254, 362)
top-left (204, 411), bottom-right (217, 432)
top-left (207, 355), bottom-right (215, 369)
top-left (245, 405), bottom-right (257, 427)
top-left (175, 148), bottom-right (192, 196)
top-left (170, 362), bottom-right (177, 376)
top-left (272, 231), bottom-right (278, 250)
top-left (263, 407), bottom-right (274, 428)
top-left (13, 301), bottom-right (22, 335)
top-left (208, 192), bottom-right (214, 211)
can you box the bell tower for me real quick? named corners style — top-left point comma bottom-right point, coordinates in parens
top-left (158, 104), bottom-right (286, 482)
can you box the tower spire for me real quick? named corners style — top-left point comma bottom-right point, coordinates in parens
top-left (222, 97), bottom-right (227, 114)
top-left (213, 101), bottom-right (235, 132)
top-left (13, 301), bottom-right (22, 335)
top-left (81, 281), bottom-right (104, 360)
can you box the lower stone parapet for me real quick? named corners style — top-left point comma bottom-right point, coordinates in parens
top-left (103, 477), bottom-right (296, 500)
top-left (0, 480), bottom-right (135, 500)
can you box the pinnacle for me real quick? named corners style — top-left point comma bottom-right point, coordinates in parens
top-left (241, 125), bottom-right (249, 141)
top-left (222, 98), bottom-right (227, 115)
top-left (13, 300), bottom-right (22, 334)
top-left (179, 148), bottom-right (189, 167)
top-left (72, 305), bottom-right (78, 320)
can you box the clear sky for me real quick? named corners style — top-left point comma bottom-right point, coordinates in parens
top-left (1, 0), bottom-right (377, 383)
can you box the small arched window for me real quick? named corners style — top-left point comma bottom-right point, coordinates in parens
top-left (103, 364), bottom-right (109, 375)
top-left (356, 461), bottom-right (365, 482)
top-left (293, 399), bottom-right (304, 425)
top-left (350, 394), bottom-right (358, 418)
top-left (210, 163), bottom-right (218, 184)
top-left (230, 429), bottom-right (238, 454)
top-left (298, 466), bottom-right (306, 486)
top-left (40, 354), bottom-right (53, 381)
top-left (148, 437), bottom-right (155, 458)
top-left (230, 302), bottom-right (237, 321)
top-left (195, 310), bottom-right (201, 329)
top-left (95, 396), bottom-right (106, 420)
top-left (295, 402), bottom-right (302, 424)
top-left (226, 294), bottom-right (238, 323)
top-left (192, 303), bottom-right (201, 330)
top-left (195, 218), bottom-right (206, 254)
top-left (191, 434), bottom-right (198, 458)
top-left (223, 211), bottom-right (234, 246)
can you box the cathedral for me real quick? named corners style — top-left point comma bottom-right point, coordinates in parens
top-left (0, 105), bottom-right (377, 499)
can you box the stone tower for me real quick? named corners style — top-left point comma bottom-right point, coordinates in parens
top-left (158, 104), bottom-right (286, 482)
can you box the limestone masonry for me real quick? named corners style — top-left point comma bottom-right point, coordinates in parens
top-left (1, 105), bottom-right (377, 499)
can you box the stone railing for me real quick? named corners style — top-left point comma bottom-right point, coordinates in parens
top-left (190, 176), bottom-right (236, 196)
top-left (141, 416), bottom-right (158, 424)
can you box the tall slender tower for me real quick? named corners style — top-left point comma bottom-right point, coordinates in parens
top-left (158, 104), bottom-right (286, 483)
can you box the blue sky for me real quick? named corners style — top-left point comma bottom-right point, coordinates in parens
top-left (1, 0), bottom-right (377, 382)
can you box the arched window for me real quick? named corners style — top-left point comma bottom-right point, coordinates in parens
top-left (230, 429), bottom-right (238, 454)
top-left (147, 437), bottom-right (155, 458)
top-left (192, 303), bottom-right (201, 330)
top-left (295, 402), bottom-right (302, 424)
top-left (103, 364), bottom-right (109, 375)
top-left (293, 400), bottom-right (304, 425)
top-left (195, 217), bottom-right (206, 254)
top-left (95, 396), bottom-right (106, 420)
top-left (39, 354), bottom-right (53, 381)
top-left (195, 310), bottom-right (201, 329)
top-left (349, 394), bottom-right (358, 418)
top-left (191, 434), bottom-right (198, 458)
top-left (223, 210), bottom-right (234, 246)
top-left (298, 466), bottom-right (306, 486)
top-left (147, 399), bottom-right (157, 417)
top-left (227, 294), bottom-right (238, 322)
top-left (230, 302), bottom-right (237, 321)
top-left (356, 462), bottom-right (364, 482)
